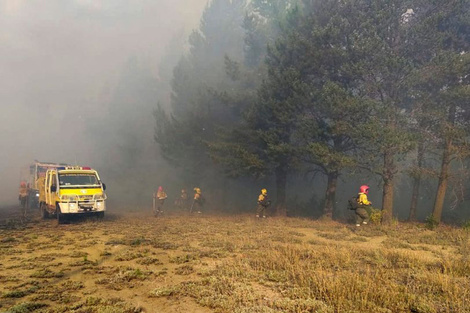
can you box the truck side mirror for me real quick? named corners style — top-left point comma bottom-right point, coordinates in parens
top-left (102, 183), bottom-right (106, 191)
top-left (51, 185), bottom-right (57, 192)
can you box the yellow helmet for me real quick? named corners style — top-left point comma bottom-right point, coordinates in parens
top-left (261, 188), bottom-right (267, 195)
top-left (194, 187), bottom-right (201, 194)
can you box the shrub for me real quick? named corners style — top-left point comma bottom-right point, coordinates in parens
top-left (425, 215), bottom-right (439, 230)
top-left (462, 220), bottom-right (470, 231)
top-left (369, 208), bottom-right (383, 225)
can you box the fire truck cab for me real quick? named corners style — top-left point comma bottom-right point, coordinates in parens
top-left (40, 166), bottom-right (107, 223)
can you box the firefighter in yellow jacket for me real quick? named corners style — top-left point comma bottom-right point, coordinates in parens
top-left (356, 185), bottom-right (371, 226)
top-left (154, 186), bottom-right (167, 216)
top-left (191, 187), bottom-right (204, 214)
top-left (256, 188), bottom-right (271, 218)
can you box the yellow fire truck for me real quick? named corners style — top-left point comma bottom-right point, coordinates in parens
top-left (39, 166), bottom-right (107, 223)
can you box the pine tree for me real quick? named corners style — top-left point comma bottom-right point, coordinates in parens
top-left (292, 0), bottom-right (372, 219)
top-left (342, 0), bottom-right (421, 224)
top-left (406, 0), bottom-right (470, 223)
top-left (244, 0), bottom-right (300, 67)
top-left (208, 1), bottom-right (302, 213)
top-left (155, 0), bottom-right (248, 184)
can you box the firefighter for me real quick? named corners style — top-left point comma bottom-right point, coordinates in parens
top-left (355, 185), bottom-right (371, 226)
top-left (176, 188), bottom-right (188, 210)
top-left (154, 186), bottom-right (167, 216)
top-left (18, 181), bottom-right (29, 209)
top-left (191, 187), bottom-right (204, 214)
top-left (256, 188), bottom-right (270, 218)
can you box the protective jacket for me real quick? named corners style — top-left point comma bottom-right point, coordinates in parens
top-left (19, 186), bottom-right (28, 197)
top-left (357, 192), bottom-right (371, 205)
top-left (157, 190), bottom-right (167, 200)
top-left (258, 194), bottom-right (270, 207)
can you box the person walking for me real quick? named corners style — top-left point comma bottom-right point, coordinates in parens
top-left (355, 185), bottom-right (372, 226)
top-left (256, 188), bottom-right (270, 218)
top-left (154, 186), bottom-right (167, 216)
top-left (191, 187), bottom-right (204, 214)
top-left (18, 181), bottom-right (29, 210)
top-left (175, 189), bottom-right (188, 210)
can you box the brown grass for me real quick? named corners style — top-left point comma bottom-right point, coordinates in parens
top-left (0, 209), bottom-right (469, 312)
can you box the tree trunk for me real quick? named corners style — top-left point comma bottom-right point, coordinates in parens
top-left (432, 105), bottom-right (456, 223)
top-left (409, 140), bottom-right (424, 221)
top-left (432, 143), bottom-right (451, 223)
top-left (323, 171), bottom-right (338, 220)
top-left (275, 164), bottom-right (287, 216)
top-left (381, 149), bottom-right (395, 224)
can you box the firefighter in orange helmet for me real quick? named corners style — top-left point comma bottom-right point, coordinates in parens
top-left (355, 185), bottom-right (371, 226)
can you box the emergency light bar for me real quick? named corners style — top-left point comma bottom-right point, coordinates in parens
top-left (57, 166), bottom-right (93, 171)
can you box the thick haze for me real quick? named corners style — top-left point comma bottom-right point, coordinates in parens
top-left (0, 0), bottom-right (207, 204)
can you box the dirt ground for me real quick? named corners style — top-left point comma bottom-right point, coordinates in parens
top-left (0, 204), bottom-right (468, 313)
top-left (0, 205), bottom-right (217, 313)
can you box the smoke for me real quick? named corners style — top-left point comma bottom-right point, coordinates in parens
top-left (0, 0), bottom-right (208, 204)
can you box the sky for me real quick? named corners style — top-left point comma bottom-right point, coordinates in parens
top-left (0, 0), bottom-right (208, 204)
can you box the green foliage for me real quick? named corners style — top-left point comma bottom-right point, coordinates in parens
top-left (2, 286), bottom-right (38, 299)
top-left (462, 220), bottom-right (470, 231)
top-left (155, 0), bottom-right (249, 182)
top-left (369, 208), bottom-right (383, 225)
top-left (425, 215), bottom-right (439, 230)
top-left (4, 302), bottom-right (48, 313)
top-left (208, 130), bottom-right (267, 178)
top-left (155, 0), bottom-right (470, 221)
top-left (244, 0), bottom-right (300, 67)
top-left (408, 1), bottom-right (470, 222)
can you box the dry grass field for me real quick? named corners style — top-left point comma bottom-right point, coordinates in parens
top-left (0, 206), bottom-right (469, 313)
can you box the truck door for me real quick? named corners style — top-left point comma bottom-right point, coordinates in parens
top-left (45, 171), bottom-right (50, 205)
top-left (51, 173), bottom-right (58, 205)
top-left (45, 170), bottom-right (56, 206)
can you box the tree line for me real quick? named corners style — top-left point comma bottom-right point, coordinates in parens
top-left (154, 0), bottom-right (469, 224)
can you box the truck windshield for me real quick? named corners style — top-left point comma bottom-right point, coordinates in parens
top-left (59, 174), bottom-right (100, 187)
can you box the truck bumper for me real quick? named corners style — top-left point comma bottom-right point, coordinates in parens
top-left (58, 201), bottom-right (106, 214)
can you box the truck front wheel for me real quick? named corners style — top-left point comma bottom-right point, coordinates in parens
top-left (41, 203), bottom-right (49, 219)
